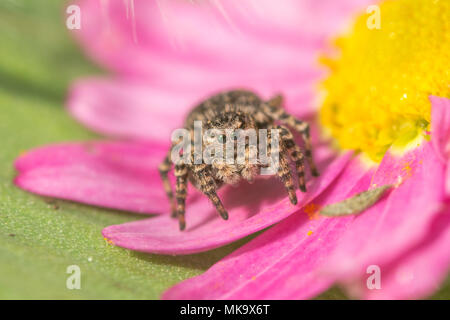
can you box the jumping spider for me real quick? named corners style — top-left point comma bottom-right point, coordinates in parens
top-left (159, 90), bottom-right (319, 230)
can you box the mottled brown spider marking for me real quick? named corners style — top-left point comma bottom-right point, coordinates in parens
top-left (267, 128), bottom-right (298, 205)
top-left (160, 89), bottom-right (319, 230)
top-left (174, 163), bottom-right (188, 230)
top-left (193, 164), bottom-right (228, 221)
top-left (276, 125), bottom-right (307, 192)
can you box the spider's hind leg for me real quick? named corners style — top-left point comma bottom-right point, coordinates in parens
top-left (267, 94), bottom-right (283, 109)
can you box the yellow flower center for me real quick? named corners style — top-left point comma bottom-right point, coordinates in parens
top-left (319, 0), bottom-right (449, 162)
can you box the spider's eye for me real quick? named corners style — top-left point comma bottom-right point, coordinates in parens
top-left (217, 134), bottom-right (226, 144)
top-left (231, 131), bottom-right (240, 141)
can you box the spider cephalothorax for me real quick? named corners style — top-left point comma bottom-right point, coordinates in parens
top-left (159, 90), bottom-right (319, 230)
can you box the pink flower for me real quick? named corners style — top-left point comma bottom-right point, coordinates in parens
top-left (14, 0), bottom-right (450, 299)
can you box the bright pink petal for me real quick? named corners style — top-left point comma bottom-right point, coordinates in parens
top-left (430, 96), bottom-right (450, 196)
top-left (67, 78), bottom-right (204, 140)
top-left (430, 96), bottom-right (450, 162)
top-left (67, 77), bottom-right (318, 140)
top-left (102, 147), bottom-right (351, 255)
top-left (446, 163), bottom-right (450, 197)
top-left (14, 140), bottom-right (173, 214)
top-left (69, 0), bottom-right (373, 138)
top-left (163, 157), bottom-right (374, 299)
top-left (361, 209), bottom-right (450, 299)
top-left (75, 0), bottom-right (371, 79)
top-left (75, 0), bottom-right (322, 87)
top-left (324, 142), bottom-right (446, 296)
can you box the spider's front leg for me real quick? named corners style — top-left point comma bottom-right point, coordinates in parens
top-left (175, 163), bottom-right (189, 230)
top-left (193, 164), bottom-right (229, 221)
top-left (267, 129), bottom-right (298, 205)
top-left (263, 95), bottom-right (319, 177)
top-left (275, 125), bottom-right (307, 192)
top-left (158, 152), bottom-right (176, 217)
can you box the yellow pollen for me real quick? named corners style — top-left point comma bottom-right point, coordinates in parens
top-left (319, 0), bottom-right (449, 161)
top-left (104, 237), bottom-right (114, 245)
top-left (401, 160), bottom-right (413, 178)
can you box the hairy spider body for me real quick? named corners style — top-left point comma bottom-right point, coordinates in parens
top-left (159, 90), bottom-right (319, 230)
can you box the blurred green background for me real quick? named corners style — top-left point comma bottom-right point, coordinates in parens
top-left (0, 0), bottom-right (448, 299)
